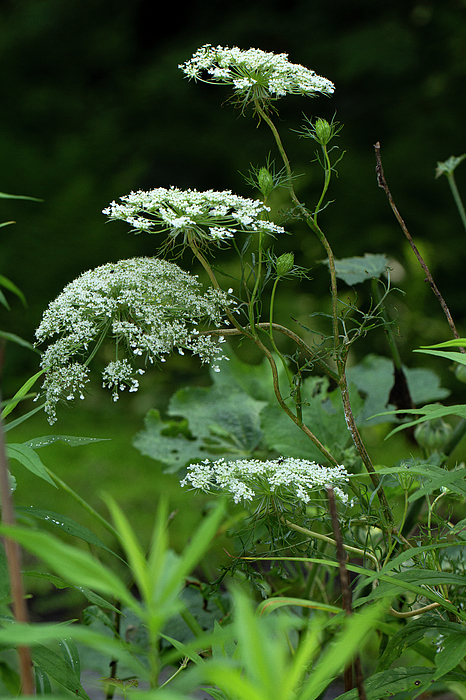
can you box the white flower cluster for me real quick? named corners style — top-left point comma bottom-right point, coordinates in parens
top-left (103, 187), bottom-right (284, 247)
top-left (179, 45), bottom-right (335, 103)
top-left (35, 257), bottom-right (230, 423)
top-left (181, 457), bottom-right (349, 505)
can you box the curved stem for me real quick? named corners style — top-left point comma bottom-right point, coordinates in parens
top-left (252, 334), bottom-right (339, 465)
top-left (283, 518), bottom-right (379, 569)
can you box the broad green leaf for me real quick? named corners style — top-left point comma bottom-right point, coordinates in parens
top-left (210, 345), bottom-right (288, 403)
top-left (6, 444), bottom-right (57, 487)
top-left (346, 354), bottom-right (449, 426)
top-left (324, 253), bottom-right (389, 285)
top-left (31, 645), bottom-right (90, 699)
top-left (16, 506), bottom-right (117, 555)
top-left (134, 383), bottom-right (266, 472)
top-left (168, 386), bottom-right (265, 453)
top-left (0, 525), bottom-right (139, 613)
top-left (133, 409), bottom-right (208, 473)
top-left (261, 376), bottom-right (357, 460)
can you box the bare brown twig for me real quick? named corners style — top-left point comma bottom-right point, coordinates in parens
top-left (0, 367), bottom-right (34, 695)
top-left (374, 142), bottom-right (464, 350)
top-left (327, 486), bottom-right (367, 700)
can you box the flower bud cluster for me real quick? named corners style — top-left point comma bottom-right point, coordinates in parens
top-left (103, 187), bottom-right (284, 249)
top-left (179, 45), bottom-right (335, 105)
top-left (35, 257), bottom-right (231, 423)
top-left (181, 456), bottom-right (349, 505)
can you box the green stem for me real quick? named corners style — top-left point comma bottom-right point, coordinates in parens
top-left (447, 171), bottom-right (466, 234)
top-left (371, 278), bottom-right (402, 370)
top-left (338, 371), bottom-right (395, 528)
top-left (282, 518), bottom-right (379, 569)
top-left (248, 230), bottom-right (265, 333)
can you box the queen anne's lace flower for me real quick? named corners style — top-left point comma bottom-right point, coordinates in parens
top-left (179, 45), bottom-right (335, 105)
top-left (35, 257), bottom-right (230, 423)
top-left (181, 457), bottom-right (349, 505)
top-left (103, 187), bottom-right (284, 248)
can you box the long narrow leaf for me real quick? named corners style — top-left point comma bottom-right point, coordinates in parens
top-left (6, 444), bottom-right (57, 486)
top-left (1, 370), bottom-right (44, 419)
top-left (16, 506), bottom-right (117, 556)
top-left (0, 525), bottom-right (139, 613)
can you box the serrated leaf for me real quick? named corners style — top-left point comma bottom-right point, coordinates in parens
top-left (16, 507), bottom-right (117, 555)
top-left (346, 354), bottom-right (449, 426)
top-left (133, 409), bottom-right (207, 473)
top-left (261, 376), bottom-right (356, 460)
top-left (210, 345), bottom-right (288, 403)
top-left (134, 383), bottom-right (266, 472)
top-left (324, 253), bottom-right (389, 285)
top-left (6, 444), bottom-right (57, 487)
top-left (168, 386), bottom-right (265, 453)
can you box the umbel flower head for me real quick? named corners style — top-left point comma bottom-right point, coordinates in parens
top-left (179, 44), bottom-right (335, 109)
top-left (35, 257), bottom-right (230, 423)
top-left (103, 187), bottom-right (284, 250)
top-left (181, 457), bottom-right (349, 506)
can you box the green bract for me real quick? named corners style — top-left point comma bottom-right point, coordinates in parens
top-left (35, 257), bottom-right (231, 423)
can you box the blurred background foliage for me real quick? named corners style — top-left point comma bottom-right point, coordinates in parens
top-left (2, 0), bottom-right (466, 602)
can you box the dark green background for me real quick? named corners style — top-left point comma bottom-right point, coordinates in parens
top-left (1, 0), bottom-right (466, 622)
top-left (1, 0), bottom-right (466, 395)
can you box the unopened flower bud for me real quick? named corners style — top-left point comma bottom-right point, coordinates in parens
top-left (258, 167), bottom-right (274, 197)
top-left (414, 417), bottom-right (453, 452)
top-left (455, 364), bottom-right (466, 384)
top-left (275, 252), bottom-right (294, 277)
top-left (314, 118), bottom-right (332, 145)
